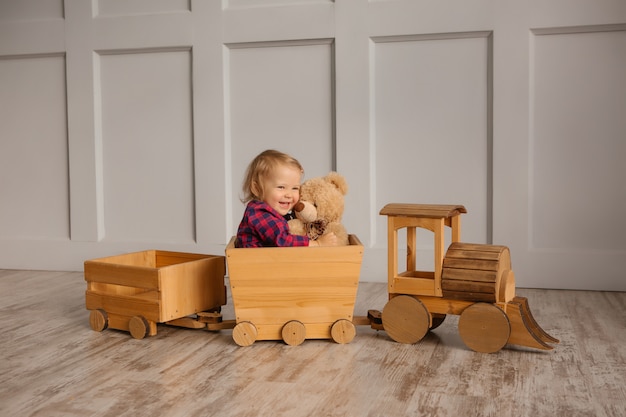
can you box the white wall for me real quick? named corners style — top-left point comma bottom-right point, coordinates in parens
top-left (0, 0), bottom-right (624, 291)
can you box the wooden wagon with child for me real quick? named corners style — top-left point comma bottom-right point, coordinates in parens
top-left (224, 234), bottom-right (364, 346)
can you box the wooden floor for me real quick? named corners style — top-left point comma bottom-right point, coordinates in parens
top-left (1, 269), bottom-right (625, 417)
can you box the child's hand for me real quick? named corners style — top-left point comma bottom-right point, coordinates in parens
top-left (316, 232), bottom-right (339, 247)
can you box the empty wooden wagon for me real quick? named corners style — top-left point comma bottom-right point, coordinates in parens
top-left (85, 250), bottom-right (226, 339)
top-left (224, 235), bottom-right (364, 346)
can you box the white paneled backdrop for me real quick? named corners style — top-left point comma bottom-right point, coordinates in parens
top-left (0, 0), bottom-right (624, 291)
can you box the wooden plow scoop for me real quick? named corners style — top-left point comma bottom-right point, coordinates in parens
top-left (504, 296), bottom-right (560, 350)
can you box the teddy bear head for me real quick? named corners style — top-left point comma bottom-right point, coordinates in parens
top-left (294, 171), bottom-right (348, 225)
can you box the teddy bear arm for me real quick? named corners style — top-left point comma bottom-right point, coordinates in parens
top-left (325, 222), bottom-right (350, 245)
top-left (288, 219), bottom-right (307, 236)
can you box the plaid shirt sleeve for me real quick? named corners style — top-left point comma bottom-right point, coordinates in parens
top-left (236, 201), bottom-right (309, 248)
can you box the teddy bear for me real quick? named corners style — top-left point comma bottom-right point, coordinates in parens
top-left (288, 171), bottom-right (350, 246)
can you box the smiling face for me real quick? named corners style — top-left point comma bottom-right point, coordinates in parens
top-left (261, 164), bottom-right (302, 216)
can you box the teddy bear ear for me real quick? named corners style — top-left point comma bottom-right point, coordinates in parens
top-left (325, 171), bottom-right (348, 195)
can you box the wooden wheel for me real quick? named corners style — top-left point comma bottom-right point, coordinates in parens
top-left (232, 321), bottom-right (257, 347)
top-left (331, 319), bottom-right (356, 344)
top-left (430, 313), bottom-right (446, 330)
top-left (129, 316), bottom-right (149, 340)
top-left (382, 295), bottom-right (430, 344)
top-left (458, 303), bottom-right (511, 353)
top-left (282, 320), bottom-right (306, 346)
top-left (89, 309), bottom-right (108, 332)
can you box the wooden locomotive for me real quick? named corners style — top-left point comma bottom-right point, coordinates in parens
top-left (373, 203), bottom-right (559, 353)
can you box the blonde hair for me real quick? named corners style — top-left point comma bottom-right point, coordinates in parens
top-left (241, 149), bottom-right (304, 203)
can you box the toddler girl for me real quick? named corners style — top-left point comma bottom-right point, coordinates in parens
top-left (236, 149), bottom-right (338, 248)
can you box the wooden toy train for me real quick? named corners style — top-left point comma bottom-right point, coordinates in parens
top-left (85, 203), bottom-right (559, 353)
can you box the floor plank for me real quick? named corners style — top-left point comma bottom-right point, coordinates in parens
top-left (0, 269), bottom-right (624, 417)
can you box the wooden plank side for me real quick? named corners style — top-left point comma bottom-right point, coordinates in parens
top-left (390, 276), bottom-right (437, 296)
top-left (398, 271), bottom-right (436, 279)
top-left (228, 260), bottom-right (362, 283)
top-left (226, 238), bottom-right (363, 283)
top-left (229, 278), bottom-right (359, 294)
top-left (230, 281), bottom-right (358, 322)
top-left (87, 281), bottom-right (144, 296)
top-left (85, 290), bottom-right (161, 322)
top-left (85, 250), bottom-right (157, 267)
top-left (441, 279), bottom-right (496, 294)
top-left (448, 242), bottom-right (506, 252)
top-left (443, 258), bottom-right (500, 271)
top-left (227, 245), bottom-right (363, 266)
top-left (379, 203), bottom-right (467, 218)
top-left (229, 283), bottom-right (358, 322)
top-left (442, 268), bottom-right (497, 282)
top-left (255, 322), bottom-right (334, 341)
top-left (230, 285), bottom-right (358, 306)
top-left (106, 312), bottom-right (132, 332)
top-left (444, 249), bottom-right (503, 261)
top-left (154, 251), bottom-right (222, 268)
top-left (159, 256), bottom-right (227, 320)
top-left (417, 296), bottom-right (474, 316)
top-left (84, 262), bottom-right (160, 290)
top-left (229, 274), bottom-right (358, 289)
top-left (234, 305), bottom-right (355, 326)
top-left (441, 290), bottom-right (496, 303)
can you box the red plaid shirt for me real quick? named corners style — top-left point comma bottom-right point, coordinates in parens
top-left (236, 200), bottom-right (310, 248)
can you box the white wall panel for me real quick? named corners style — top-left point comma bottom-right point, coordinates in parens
top-left (226, 41), bottom-right (335, 234)
top-left (531, 27), bottom-right (626, 251)
top-left (494, 3), bottom-right (626, 291)
top-left (99, 50), bottom-right (195, 243)
top-left (0, 55), bottom-right (69, 239)
top-left (373, 33), bottom-right (492, 270)
top-left (0, 0), bottom-right (64, 21)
